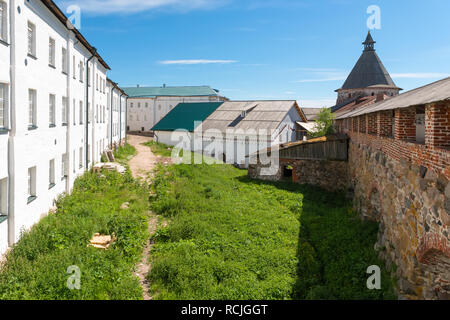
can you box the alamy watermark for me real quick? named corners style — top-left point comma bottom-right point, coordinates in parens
top-left (367, 5), bottom-right (381, 30)
top-left (66, 5), bottom-right (81, 30)
top-left (366, 265), bottom-right (381, 290)
top-left (67, 265), bottom-right (81, 290)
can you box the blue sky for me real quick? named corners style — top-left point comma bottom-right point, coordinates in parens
top-left (56, 0), bottom-right (450, 107)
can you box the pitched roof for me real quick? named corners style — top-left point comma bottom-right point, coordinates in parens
top-left (335, 77), bottom-right (450, 119)
top-left (122, 86), bottom-right (221, 98)
top-left (301, 108), bottom-right (322, 121)
top-left (202, 101), bottom-right (304, 133)
top-left (152, 102), bottom-right (224, 132)
top-left (338, 32), bottom-right (399, 91)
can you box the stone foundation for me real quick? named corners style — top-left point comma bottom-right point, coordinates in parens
top-left (249, 158), bottom-right (348, 193)
top-left (348, 133), bottom-right (450, 299)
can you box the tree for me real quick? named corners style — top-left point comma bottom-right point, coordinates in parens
top-left (309, 108), bottom-right (335, 138)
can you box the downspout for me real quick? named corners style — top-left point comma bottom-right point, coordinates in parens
top-left (110, 85), bottom-right (115, 149)
top-left (85, 49), bottom-right (96, 169)
top-left (7, 0), bottom-right (16, 246)
top-left (119, 93), bottom-right (124, 145)
top-left (124, 96), bottom-right (128, 143)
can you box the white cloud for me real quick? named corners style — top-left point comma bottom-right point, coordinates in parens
top-left (58, 0), bottom-right (229, 15)
top-left (159, 59), bottom-right (238, 65)
top-left (391, 73), bottom-right (450, 79)
top-left (293, 68), bottom-right (348, 83)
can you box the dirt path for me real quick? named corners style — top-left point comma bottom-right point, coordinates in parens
top-left (127, 134), bottom-right (159, 300)
top-left (128, 134), bottom-right (158, 181)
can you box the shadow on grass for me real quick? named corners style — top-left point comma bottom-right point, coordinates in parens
top-left (236, 175), bottom-right (396, 300)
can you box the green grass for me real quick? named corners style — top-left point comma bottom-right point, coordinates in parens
top-left (144, 140), bottom-right (180, 158)
top-left (114, 143), bottom-right (137, 165)
top-left (148, 163), bottom-right (396, 300)
top-left (0, 170), bottom-right (149, 300)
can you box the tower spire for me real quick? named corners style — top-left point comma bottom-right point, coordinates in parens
top-left (363, 31), bottom-right (376, 51)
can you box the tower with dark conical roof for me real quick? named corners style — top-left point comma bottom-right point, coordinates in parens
top-left (335, 31), bottom-right (402, 105)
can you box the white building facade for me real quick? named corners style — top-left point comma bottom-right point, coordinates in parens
top-left (122, 86), bottom-right (227, 133)
top-left (0, 0), bottom-right (126, 254)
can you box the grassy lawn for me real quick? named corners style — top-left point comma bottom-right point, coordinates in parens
top-left (113, 143), bottom-right (137, 165)
top-left (0, 147), bottom-right (149, 300)
top-left (144, 140), bottom-right (176, 158)
top-left (148, 163), bottom-right (396, 300)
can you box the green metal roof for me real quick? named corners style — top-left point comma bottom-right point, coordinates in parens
top-left (122, 86), bottom-right (220, 98)
top-left (152, 102), bottom-right (224, 132)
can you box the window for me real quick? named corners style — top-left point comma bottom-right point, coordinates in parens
top-left (0, 1), bottom-right (7, 42)
top-left (79, 61), bottom-right (84, 82)
top-left (49, 159), bottom-right (55, 189)
top-left (62, 97), bottom-right (68, 125)
top-left (0, 83), bottom-right (8, 130)
top-left (79, 101), bottom-right (83, 124)
top-left (145, 103), bottom-right (148, 108)
top-left (88, 103), bottom-right (91, 123)
top-left (138, 103), bottom-right (141, 108)
top-left (28, 89), bottom-right (37, 129)
top-left (49, 94), bottom-right (55, 127)
top-left (73, 99), bottom-right (76, 125)
top-left (0, 178), bottom-right (6, 216)
top-left (62, 48), bottom-right (68, 73)
top-left (27, 22), bottom-right (36, 56)
top-left (73, 150), bottom-right (76, 173)
top-left (72, 56), bottom-right (76, 79)
top-left (61, 154), bottom-right (67, 179)
top-left (27, 167), bottom-right (36, 203)
top-left (79, 147), bottom-right (83, 168)
top-left (48, 38), bottom-right (55, 67)
top-left (130, 103), bottom-right (133, 108)
top-left (96, 104), bottom-right (98, 123)
top-left (158, 105), bottom-right (161, 111)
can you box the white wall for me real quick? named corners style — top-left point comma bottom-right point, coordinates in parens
top-left (127, 95), bottom-right (224, 132)
top-left (0, 0), bottom-right (120, 254)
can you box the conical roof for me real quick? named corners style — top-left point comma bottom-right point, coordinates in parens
top-left (339, 32), bottom-right (398, 90)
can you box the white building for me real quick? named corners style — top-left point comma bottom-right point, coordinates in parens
top-left (0, 0), bottom-right (127, 254)
top-left (122, 85), bottom-right (227, 133)
top-left (152, 101), bottom-right (308, 168)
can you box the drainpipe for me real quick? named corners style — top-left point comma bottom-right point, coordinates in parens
top-left (85, 49), bottom-right (96, 169)
top-left (119, 93), bottom-right (124, 145)
top-left (110, 85), bottom-right (115, 149)
top-left (124, 96), bottom-right (128, 143)
top-left (7, 0), bottom-right (16, 246)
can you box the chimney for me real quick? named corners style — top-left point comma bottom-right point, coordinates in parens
top-left (376, 93), bottom-right (384, 102)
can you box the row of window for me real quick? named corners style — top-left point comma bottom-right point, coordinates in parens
top-left (25, 18), bottom-right (106, 90)
top-left (129, 103), bottom-right (172, 111)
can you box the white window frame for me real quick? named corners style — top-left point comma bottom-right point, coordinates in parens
top-left (62, 97), bottom-right (68, 125)
top-left (62, 47), bottom-right (68, 73)
top-left (61, 154), bottom-right (67, 179)
top-left (49, 94), bottom-right (56, 127)
top-left (0, 1), bottom-right (8, 42)
top-left (48, 37), bottom-right (55, 67)
top-left (0, 178), bottom-right (7, 216)
top-left (27, 167), bottom-right (36, 203)
top-left (0, 83), bottom-right (8, 130)
top-left (27, 22), bottom-right (36, 57)
top-left (49, 159), bottom-right (55, 188)
top-left (28, 89), bottom-right (37, 129)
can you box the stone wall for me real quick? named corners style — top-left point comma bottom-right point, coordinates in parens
top-left (248, 158), bottom-right (348, 193)
top-left (348, 132), bottom-right (450, 299)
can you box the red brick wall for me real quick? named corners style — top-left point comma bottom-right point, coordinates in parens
top-left (367, 114), bottom-right (377, 135)
top-left (377, 111), bottom-right (392, 137)
top-left (359, 115), bottom-right (367, 133)
top-left (395, 107), bottom-right (416, 141)
top-left (426, 103), bottom-right (450, 149)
